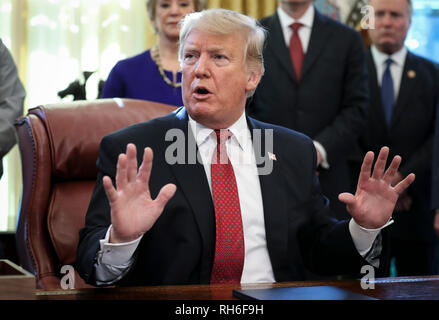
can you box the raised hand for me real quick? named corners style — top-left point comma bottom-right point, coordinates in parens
top-left (338, 146), bottom-right (415, 229)
top-left (103, 144), bottom-right (177, 243)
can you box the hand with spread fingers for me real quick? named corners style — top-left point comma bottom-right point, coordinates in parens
top-left (102, 144), bottom-right (177, 244)
top-left (339, 146), bottom-right (415, 229)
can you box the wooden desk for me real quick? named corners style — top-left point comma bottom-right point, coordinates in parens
top-left (34, 276), bottom-right (439, 300)
top-left (1, 275), bottom-right (437, 318)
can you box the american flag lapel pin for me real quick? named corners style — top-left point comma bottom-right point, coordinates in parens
top-left (268, 152), bottom-right (277, 161)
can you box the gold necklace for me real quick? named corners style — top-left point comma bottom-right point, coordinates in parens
top-left (151, 45), bottom-right (181, 89)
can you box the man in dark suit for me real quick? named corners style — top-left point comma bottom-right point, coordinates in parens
top-left (353, 0), bottom-right (439, 276)
top-left (247, 0), bottom-right (369, 220)
top-left (77, 9), bottom-right (414, 286)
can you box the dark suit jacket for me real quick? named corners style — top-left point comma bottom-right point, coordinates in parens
top-left (247, 9), bottom-right (369, 220)
top-left (357, 50), bottom-right (439, 243)
top-left (432, 100), bottom-right (439, 210)
top-left (77, 108), bottom-right (379, 286)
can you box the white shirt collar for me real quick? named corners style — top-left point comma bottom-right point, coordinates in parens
top-left (371, 45), bottom-right (408, 68)
top-left (277, 4), bottom-right (315, 29)
top-left (188, 111), bottom-right (250, 151)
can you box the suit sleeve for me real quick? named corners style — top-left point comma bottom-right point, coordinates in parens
top-left (314, 30), bottom-right (369, 165)
top-left (0, 39), bottom-right (25, 159)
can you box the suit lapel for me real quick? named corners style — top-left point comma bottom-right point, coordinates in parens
top-left (390, 52), bottom-right (416, 128)
top-left (301, 11), bottom-right (333, 81)
top-left (267, 12), bottom-right (297, 82)
top-left (247, 117), bottom-right (289, 278)
top-left (166, 108), bottom-right (215, 283)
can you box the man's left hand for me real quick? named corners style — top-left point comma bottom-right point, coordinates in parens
top-left (338, 146), bottom-right (415, 229)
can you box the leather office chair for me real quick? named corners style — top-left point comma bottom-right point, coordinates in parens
top-left (15, 98), bottom-right (176, 289)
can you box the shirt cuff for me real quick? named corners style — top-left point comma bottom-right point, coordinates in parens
top-left (349, 218), bottom-right (394, 257)
top-left (313, 141), bottom-right (329, 169)
top-left (99, 225), bottom-right (143, 265)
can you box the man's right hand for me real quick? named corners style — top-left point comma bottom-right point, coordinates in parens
top-left (102, 144), bottom-right (177, 243)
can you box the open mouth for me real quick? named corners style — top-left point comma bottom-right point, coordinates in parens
top-left (196, 88), bottom-right (210, 95)
top-left (193, 86), bottom-right (212, 99)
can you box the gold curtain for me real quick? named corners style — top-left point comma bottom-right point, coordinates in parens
top-left (207, 0), bottom-right (276, 19)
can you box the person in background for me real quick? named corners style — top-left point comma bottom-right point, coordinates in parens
top-left (0, 39), bottom-right (25, 179)
top-left (247, 0), bottom-right (369, 221)
top-left (354, 0), bottom-right (439, 276)
top-left (77, 9), bottom-right (415, 287)
top-left (102, 0), bottom-right (206, 106)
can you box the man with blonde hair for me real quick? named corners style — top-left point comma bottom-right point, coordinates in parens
top-left (78, 9), bottom-right (414, 286)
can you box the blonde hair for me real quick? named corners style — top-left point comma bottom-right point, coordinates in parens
top-left (178, 9), bottom-right (267, 79)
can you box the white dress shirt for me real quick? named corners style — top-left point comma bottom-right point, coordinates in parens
top-left (371, 45), bottom-right (408, 100)
top-left (94, 111), bottom-right (387, 285)
top-left (277, 5), bottom-right (314, 54)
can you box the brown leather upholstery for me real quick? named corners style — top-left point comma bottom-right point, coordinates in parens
top-left (14, 98), bottom-right (176, 289)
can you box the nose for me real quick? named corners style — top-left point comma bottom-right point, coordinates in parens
top-left (381, 12), bottom-right (393, 26)
top-left (170, 2), bottom-right (180, 15)
top-left (194, 54), bottom-right (211, 78)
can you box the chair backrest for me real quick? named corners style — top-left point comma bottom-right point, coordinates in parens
top-left (15, 98), bottom-right (176, 289)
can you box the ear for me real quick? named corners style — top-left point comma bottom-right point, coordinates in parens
top-left (245, 68), bottom-right (263, 93)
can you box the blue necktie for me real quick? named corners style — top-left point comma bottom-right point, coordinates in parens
top-left (381, 58), bottom-right (394, 126)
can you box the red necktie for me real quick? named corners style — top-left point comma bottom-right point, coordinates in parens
top-left (210, 129), bottom-right (244, 284)
top-left (289, 23), bottom-right (304, 81)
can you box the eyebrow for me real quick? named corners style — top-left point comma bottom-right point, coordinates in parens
top-left (375, 9), bottom-right (403, 15)
top-left (184, 44), bottom-right (228, 53)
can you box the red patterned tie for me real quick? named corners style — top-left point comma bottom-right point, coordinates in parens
top-left (210, 129), bottom-right (244, 284)
top-left (289, 23), bottom-right (304, 82)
